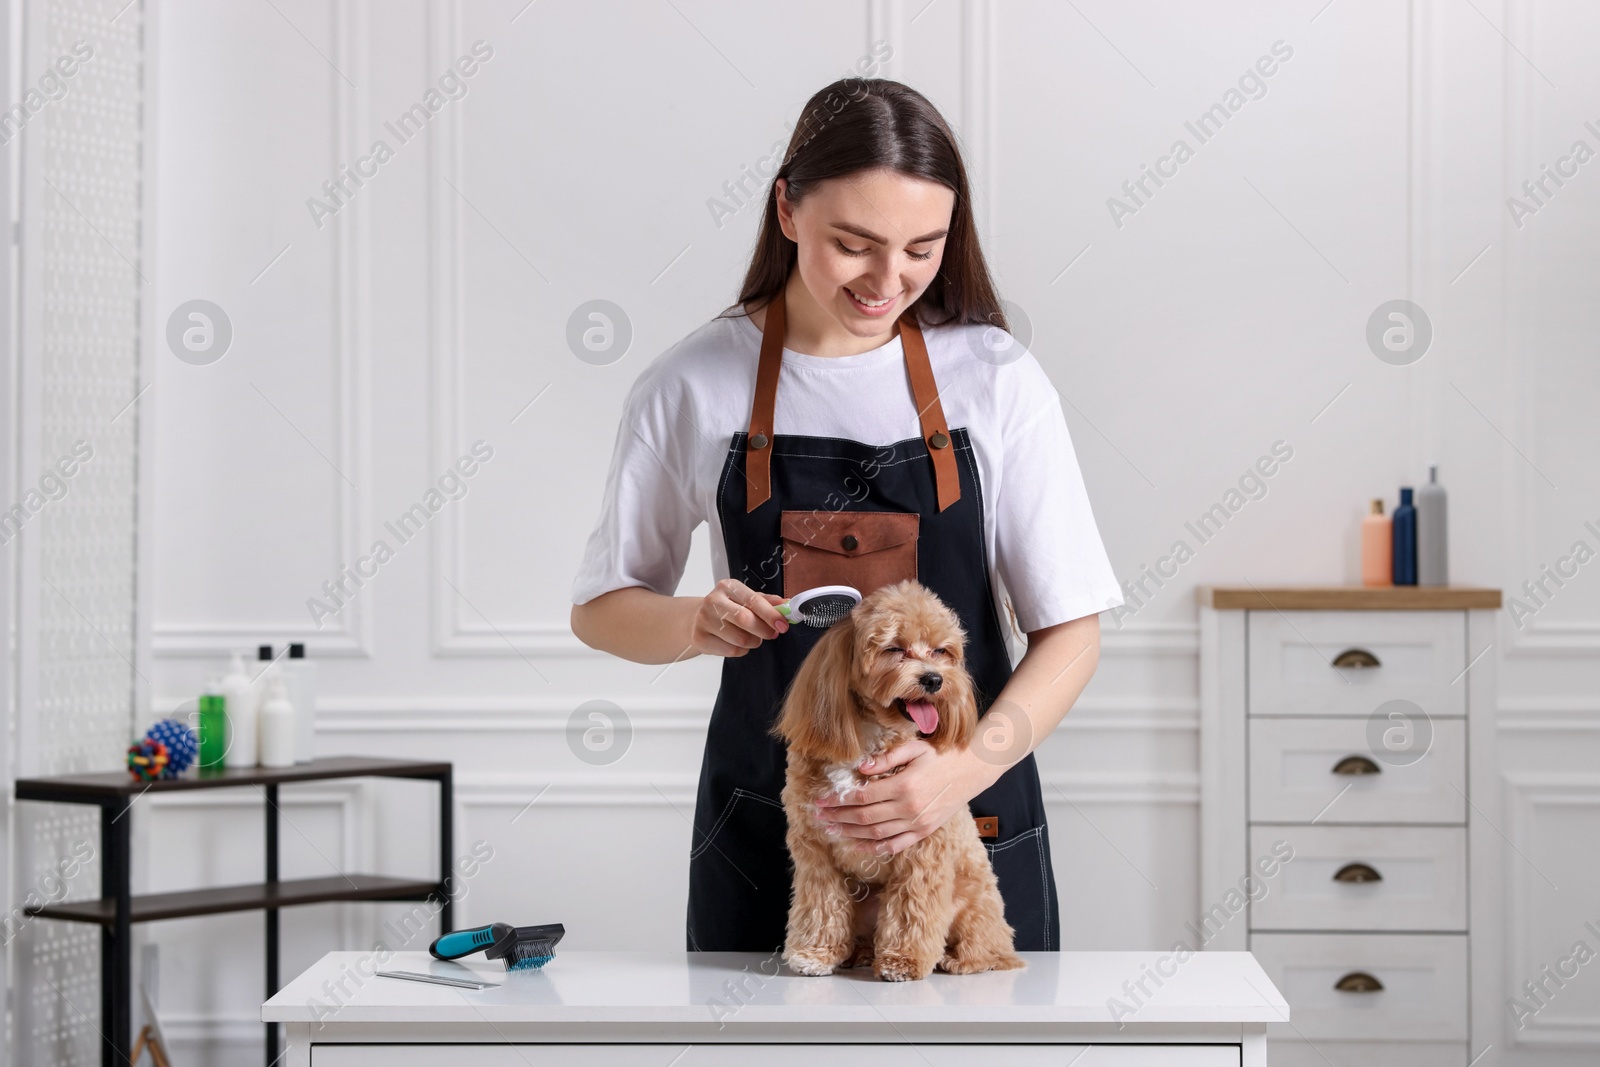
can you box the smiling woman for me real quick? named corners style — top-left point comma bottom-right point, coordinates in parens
top-left (570, 77), bottom-right (1122, 961)
top-left (755, 172), bottom-right (955, 346)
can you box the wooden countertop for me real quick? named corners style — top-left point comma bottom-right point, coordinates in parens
top-left (1197, 585), bottom-right (1502, 610)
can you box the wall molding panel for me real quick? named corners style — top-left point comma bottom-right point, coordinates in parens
top-left (152, 0), bottom-right (374, 662)
top-left (1502, 772), bottom-right (1600, 1047)
top-left (141, 694), bottom-right (1202, 735)
top-left (452, 772), bottom-right (1198, 811)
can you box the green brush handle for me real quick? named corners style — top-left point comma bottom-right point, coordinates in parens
top-left (430, 923), bottom-right (511, 961)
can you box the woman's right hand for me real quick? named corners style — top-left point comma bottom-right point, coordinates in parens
top-left (688, 579), bottom-right (790, 657)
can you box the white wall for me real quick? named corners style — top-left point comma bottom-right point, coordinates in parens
top-left (144, 0), bottom-right (1600, 1061)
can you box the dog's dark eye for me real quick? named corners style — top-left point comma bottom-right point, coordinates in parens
top-left (884, 646), bottom-right (904, 655)
top-left (932, 647), bottom-right (949, 657)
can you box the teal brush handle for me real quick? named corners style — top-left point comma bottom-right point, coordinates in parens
top-left (430, 923), bottom-right (511, 961)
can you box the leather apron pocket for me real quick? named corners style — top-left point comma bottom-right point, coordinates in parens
top-left (780, 510), bottom-right (918, 598)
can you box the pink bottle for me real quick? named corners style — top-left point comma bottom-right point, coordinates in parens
top-left (1361, 498), bottom-right (1392, 587)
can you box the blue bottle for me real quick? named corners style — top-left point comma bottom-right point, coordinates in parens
top-left (1392, 487), bottom-right (1417, 585)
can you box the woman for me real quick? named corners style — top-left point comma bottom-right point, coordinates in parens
top-left (570, 79), bottom-right (1122, 955)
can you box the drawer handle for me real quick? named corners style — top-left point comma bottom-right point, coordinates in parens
top-left (1331, 755), bottom-right (1382, 776)
top-left (1332, 648), bottom-right (1381, 669)
top-left (1334, 971), bottom-right (1384, 993)
top-left (1332, 862), bottom-right (1383, 884)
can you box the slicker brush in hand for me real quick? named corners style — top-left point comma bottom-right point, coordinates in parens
top-left (429, 922), bottom-right (565, 971)
top-left (777, 585), bottom-right (861, 628)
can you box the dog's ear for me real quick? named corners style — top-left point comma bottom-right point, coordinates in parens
top-left (769, 617), bottom-right (865, 763)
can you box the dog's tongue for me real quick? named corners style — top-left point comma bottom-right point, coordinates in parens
top-left (905, 700), bottom-right (939, 735)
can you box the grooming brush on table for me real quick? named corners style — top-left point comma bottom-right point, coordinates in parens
top-left (429, 921), bottom-right (565, 971)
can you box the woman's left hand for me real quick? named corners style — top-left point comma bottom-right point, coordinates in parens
top-left (812, 740), bottom-right (991, 857)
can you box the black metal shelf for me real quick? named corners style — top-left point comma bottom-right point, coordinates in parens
top-left (15, 755), bottom-right (455, 1067)
top-left (26, 873), bottom-right (444, 925)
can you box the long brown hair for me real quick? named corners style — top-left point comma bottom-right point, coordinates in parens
top-left (718, 78), bottom-right (1008, 333)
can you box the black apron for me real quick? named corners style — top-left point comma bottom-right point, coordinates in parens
top-left (685, 289), bottom-right (1062, 954)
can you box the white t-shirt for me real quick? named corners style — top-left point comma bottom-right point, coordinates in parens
top-left (571, 311), bottom-right (1124, 636)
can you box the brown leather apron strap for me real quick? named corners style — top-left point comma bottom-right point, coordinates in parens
top-left (743, 292), bottom-right (785, 511)
top-left (898, 311), bottom-right (961, 512)
top-left (744, 289), bottom-right (961, 512)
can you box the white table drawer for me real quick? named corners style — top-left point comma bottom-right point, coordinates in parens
top-left (1250, 932), bottom-right (1467, 1041)
top-left (1249, 825), bottom-right (1466, 932)
top-left (312, 1044), bottom-right (1242, 1065)
top-left (1249, 717), bottom-right (1465, 823)
top-left (1247, 611), bottom-right (1466, 718)
top-left (1266, 1041), bottom-right (1468, 1067)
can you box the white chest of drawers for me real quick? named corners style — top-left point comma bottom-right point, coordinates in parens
top-left (1198, 586), bottom-right (1503, 1067)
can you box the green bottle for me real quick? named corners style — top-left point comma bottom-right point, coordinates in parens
top-left (198, 680), bottom-right (227, 770)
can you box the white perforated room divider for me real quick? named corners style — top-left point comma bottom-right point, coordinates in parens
top-left (10, 0), bottom-right (145, 1064)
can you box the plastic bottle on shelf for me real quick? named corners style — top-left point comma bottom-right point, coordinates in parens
top-left (283, 642), bottom-right (317, 763)
top-left (1361, 499), bottom-right (1392, 587)
top-left (254, 644), bottom-right (276, 686)
top-left (1417, 463), bottom-right (1449, 586)
top-left (1392, 488), bottom-right (1418, 586)
top-left (198, 679), bottom-right (228, 769)
top-left (222, 651), bottom-right (258, 767)
top-left (252, 644), bottom-right (280, 720)
top-left (258, 672), bottom-right (297, 768)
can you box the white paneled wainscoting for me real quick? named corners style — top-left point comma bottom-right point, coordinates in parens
top-left (127, 679), bottom-right (1600, 1063)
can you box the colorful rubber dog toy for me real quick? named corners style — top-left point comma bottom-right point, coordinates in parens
top-left (126, 739), bottom-right (169, 782)
top-left (145, 719), bottom-right (198, 777)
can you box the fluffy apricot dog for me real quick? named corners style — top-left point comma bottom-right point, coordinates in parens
top-left (769, 580), bottom-right (1025, 982)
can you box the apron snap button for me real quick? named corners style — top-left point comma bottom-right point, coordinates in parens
top-left (929, 431), bottom-right (949, 449)
top-left (749, 433), bottom-right (769, 450)
top-left (841, 534), bottom-right (858, 551)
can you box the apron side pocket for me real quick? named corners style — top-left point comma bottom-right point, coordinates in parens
top-left (687, 787), bottom-right (792, 952)
top-left (984, 823), bottom-right (1053, 952)
top-left (690, 787), bottom-right (785, 862)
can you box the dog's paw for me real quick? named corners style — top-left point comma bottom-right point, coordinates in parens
top-left (937, 951), bottom-right (1027, 974)
top-left (874, 951), bottom-right (934, 982)
top-left (784, 950), bottom-right (841, 977)
top-left (843, 939), bottom-right (875, 969)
